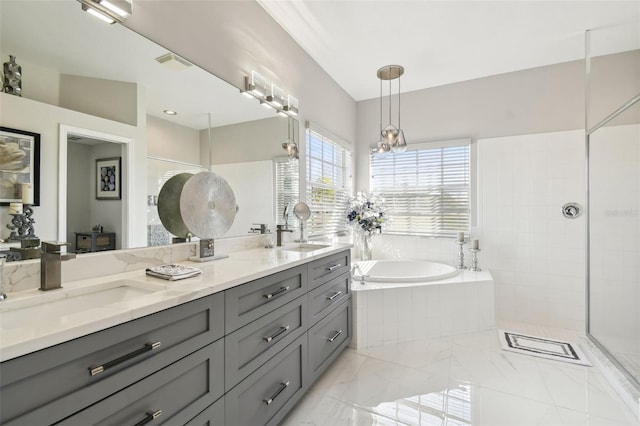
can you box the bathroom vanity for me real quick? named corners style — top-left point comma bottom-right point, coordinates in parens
top-left (0, 245), bottom-right (352, 426)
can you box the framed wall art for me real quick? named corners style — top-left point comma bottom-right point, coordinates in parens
top-left (96, 157), bottom-right (121, 200)
top-left (0, 127), bottom-right (41, 206)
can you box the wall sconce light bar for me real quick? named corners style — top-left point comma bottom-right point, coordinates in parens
top-left (266, 85), bottom-right (285, 108)
top-left (241, 71), bottom-right (299, 117)
top-left (283, 95), bottom-right (298, 116)
top-left (79, 0), bottom-right (131, 24)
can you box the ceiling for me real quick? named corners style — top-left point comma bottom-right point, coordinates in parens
top-left (258, 1), bottom-right (640, 101)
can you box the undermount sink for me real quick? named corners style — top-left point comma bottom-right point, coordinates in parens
top-left (0, 280), bottom-right (165, 331)
top-left (282, 243), bottom-right (331, 252)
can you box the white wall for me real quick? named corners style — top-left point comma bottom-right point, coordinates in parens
top-left (476, 130), bottom-right (586, 330)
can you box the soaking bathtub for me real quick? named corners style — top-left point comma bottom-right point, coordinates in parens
top-left (350, 259), bottom-right (495, 348)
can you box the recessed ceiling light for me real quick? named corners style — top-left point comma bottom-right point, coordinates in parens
top-left (163, 110), bottom-right (178, 116)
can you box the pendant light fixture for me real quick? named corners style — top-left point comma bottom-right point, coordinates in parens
top-left (376, 65), bottom-right (407, 153)
top-left (282, 116), bottom-right (298, 159)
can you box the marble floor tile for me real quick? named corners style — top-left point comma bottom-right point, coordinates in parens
top-left (281, 327), bottom-right (640, 426)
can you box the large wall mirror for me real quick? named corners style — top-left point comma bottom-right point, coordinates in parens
top-left (0, 0), bottom-right (299, 259)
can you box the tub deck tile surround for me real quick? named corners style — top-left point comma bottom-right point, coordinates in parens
top-left (0, 241), bottom-right (352, 362)
top-left (352, 270), bottom-right (494, 348)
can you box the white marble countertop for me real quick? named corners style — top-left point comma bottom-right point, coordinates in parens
top-left (0, 243), bottom-right (352, 362)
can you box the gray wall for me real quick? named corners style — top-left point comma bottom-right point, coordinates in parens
top-left (201, 116), bottom-right (292, 166)
top-left (147, 115), bottom-right (201, 164)
top-left (60, 75), bottom-right (138, 126)
top-left (356, 50), bottom-right (640, 190)
top-left (66, 141), bottom-right (123, 251)
top-left (124, 0), bottom-right (358, 197)
top-left (66, 142), bottom-right (92, 251)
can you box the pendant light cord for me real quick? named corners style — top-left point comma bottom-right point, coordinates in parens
top-left (208, 112), bottom-right (213, 172)
top-left (398, 73), bottom-right (401, 130)
top-left (388, 77), bottom-right (392, 126)
top-left (379, 76), bottom-right (383, 136)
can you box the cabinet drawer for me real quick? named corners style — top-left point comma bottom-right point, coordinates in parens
top-left (226, 334), bottom-right (307, 426)
top-left (57, 339), bottom-right (224, 426)
top-left (0, 292), bottom-right (224, 426)
top-left (184, 397), bottom-right (224, 426)
top-left (225, 296), bottom-right (308, 391)
top-left (308, 272), bottom-right (350, 325)
top-left (308, 299), bottom-right (351, 382)
top-left (308, 250), bottom-right (350, 289)
top-left (225, 265), bottom-right (307, 333)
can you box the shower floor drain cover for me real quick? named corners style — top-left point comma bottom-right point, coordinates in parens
top-left (498, 330), bottom-right (592, 366)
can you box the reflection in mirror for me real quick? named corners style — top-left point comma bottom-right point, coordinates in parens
top-left (0, 0), bottom-right (299, 260)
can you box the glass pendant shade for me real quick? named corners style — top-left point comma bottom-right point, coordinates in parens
top-left (375, 65), bottom-right (406, 154)
top-left (381, 124), bottom-right (399, 141)
top-left (391, 129), bottom-right (407, 152)
top-left (282, 140), bottom-right (298, 159)
top-left (376, 139), bottom-right (391, 153)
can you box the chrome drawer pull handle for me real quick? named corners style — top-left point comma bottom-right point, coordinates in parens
top-left (89, 341), bottom-right (161, 376)
top-left (263, 381), bottom-right (290, 405)
top-left (327, 330), bottom-right (343, 342)
top-left (263, 286), bottom-right (290, 300)
top-left (326, 263), bottom-right (342, 271)
top-left (263, 325), bottom-right (290, 343)
top-left (326, 291), bottom-right (342, 301)
top-left (133, 409), bottom-right (162, 426)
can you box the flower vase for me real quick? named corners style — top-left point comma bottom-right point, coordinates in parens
top-left (360, 233), bottom-right (372, 261)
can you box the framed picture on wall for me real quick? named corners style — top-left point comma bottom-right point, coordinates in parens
top-left (96, 157), bottom-right (121, 200)
top-left (0, 127), bottom-right (41, 206)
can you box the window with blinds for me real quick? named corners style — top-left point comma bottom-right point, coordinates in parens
top-left (274, 157), bottom-right (299, 227)
top-left (306, 125), bottom-right (353, 236)
top-left (370, 140), bottom-right (471, 237)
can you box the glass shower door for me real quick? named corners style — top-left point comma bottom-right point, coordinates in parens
top-left (588, 119), bottom-right (640, 387)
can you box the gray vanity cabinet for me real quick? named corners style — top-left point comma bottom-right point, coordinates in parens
top-left (308, 299), bottom-right (352, 382)
top-left (224, 295), bottom-right (308, 391)
top-left (308, 273), bottom-right (350, 324)
top-left (0, 249), bottom-right (353, 426)
top-left (308, 250), bottom-right (350, 288)
top-left (0, 292), bottom-right (224, 426)
top-left (225, 334), bottom-right (307, 426)
top-left (56, 339), bottom-right (224, 426)
top-left (225, 264), bottom-right (307, 334)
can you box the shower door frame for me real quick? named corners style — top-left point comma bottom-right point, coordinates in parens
top-left (584, 30), bottom-right (640, 391)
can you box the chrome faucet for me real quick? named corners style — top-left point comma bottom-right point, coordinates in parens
top-left (275, 225), bottom-right (293, 247)
top-left (352, 264), bottom-right (368, 284)
top-left (40, 241), bottom-right (76, 291)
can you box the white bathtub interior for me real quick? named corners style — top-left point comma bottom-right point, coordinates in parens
top-left (353, 260), bottom-right (460, 283)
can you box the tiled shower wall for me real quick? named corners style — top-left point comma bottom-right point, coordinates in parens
top-left (369, 129), bottom-right (586, 331)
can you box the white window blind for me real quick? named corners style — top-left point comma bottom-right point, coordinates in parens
top-left (370, 141), bottom-right (470, 237)
top-left (274, 157), bottom-right (299, 228)
top-left (306, 125), bottom-right (353, 236)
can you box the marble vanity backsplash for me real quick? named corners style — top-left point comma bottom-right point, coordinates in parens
top-left (4, 234), bottom-right (269, 293)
